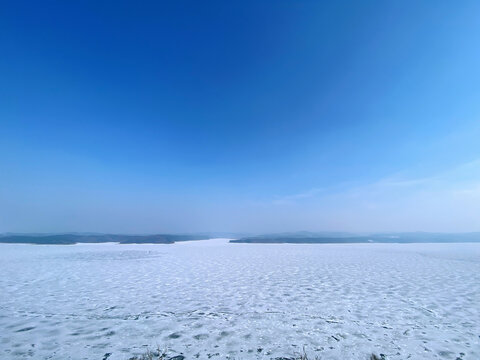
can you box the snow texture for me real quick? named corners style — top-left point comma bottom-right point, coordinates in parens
top-left (1, 239), bottom-right (479, 359)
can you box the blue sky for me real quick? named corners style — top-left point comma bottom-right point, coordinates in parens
top-left (1, 1), bottom-right (480, 233)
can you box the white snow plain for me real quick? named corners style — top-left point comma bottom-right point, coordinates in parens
top-left (0, 240), bottom-right (479, 360)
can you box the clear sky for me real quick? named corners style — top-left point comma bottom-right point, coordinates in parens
top-left (1, 1), bottom-right (480, 234)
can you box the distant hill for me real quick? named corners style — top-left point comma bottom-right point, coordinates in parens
top-left (0, 234), bottom-right (212, 245)
top-left (3, 232), bottom-right (479, 245)
top-left (230, 232), bottom-right (480, 244)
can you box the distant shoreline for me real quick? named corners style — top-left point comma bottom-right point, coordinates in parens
top-left (230, 232), bottom-right (480, 244)
top-left (0, 234), bottom-right (211, 245)
top-left (1, 232), bottom-right (480, 245)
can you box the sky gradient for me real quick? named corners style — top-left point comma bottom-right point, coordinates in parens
top-left (1, 1), bottom-right (480, 233)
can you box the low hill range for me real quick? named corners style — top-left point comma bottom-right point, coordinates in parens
top-left (1, 231), bottom-right (480, 245)
top-left (0, 233), bottom-right (213, 245)
top-left (230, 231), bottom-right (480, 244)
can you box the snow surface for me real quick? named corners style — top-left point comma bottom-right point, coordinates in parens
top-left (0, 240), bottom-right (479, 359)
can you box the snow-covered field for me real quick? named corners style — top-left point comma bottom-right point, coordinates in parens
top-left (1, 240), bottom-right (479, 360)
